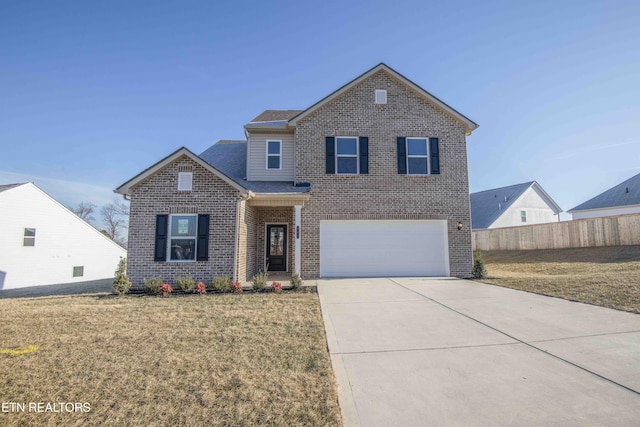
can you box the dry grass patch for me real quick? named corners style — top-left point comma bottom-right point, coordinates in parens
top-left (0, 293), bottom-right (341, 426)
top-left (479, 246), bottom-right (640, 313)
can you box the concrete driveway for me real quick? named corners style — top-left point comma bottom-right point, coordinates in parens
top-left (317, 278), bottom-right (640, 426)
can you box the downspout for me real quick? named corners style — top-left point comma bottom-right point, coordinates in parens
top-left (233, 191), bottom-right (253, 283)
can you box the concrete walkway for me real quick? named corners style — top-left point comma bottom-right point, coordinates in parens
top-left (317, 278), bottom-right (640, 426)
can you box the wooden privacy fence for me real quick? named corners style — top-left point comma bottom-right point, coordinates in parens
top-left (473, 213), bottom-right (640, 251)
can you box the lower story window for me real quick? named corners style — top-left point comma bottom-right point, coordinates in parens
top-left (169, 215), bottom-right (197, 261)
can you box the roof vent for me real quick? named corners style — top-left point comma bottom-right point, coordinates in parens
top-left (375, 89), bottom-right (387, 104)
top-left (626, 187), bottom-right (629, 193)
top-left (498, 203), bottom-right (502, 210)
top-left (504, 196), bottom-right (508, 202)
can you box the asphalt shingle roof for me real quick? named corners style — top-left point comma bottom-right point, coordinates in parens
top-left (470, 182), bottom-right (535, 229)
top-left (250, 110), bottom-right (303, 122)
top-left (569, 172), bottom-right (640, 212)
top-left (0, 183), bottom-right (26, 193)
top-left (199, 141), bottom-right (309, 194)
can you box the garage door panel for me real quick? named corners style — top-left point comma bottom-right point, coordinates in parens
top-left (320, 220), bottom-right (449, 277)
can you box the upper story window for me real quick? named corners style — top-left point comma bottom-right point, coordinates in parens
top-left (406, 138), bottom-right (429, 175)
top-left (521, 210), bottom-right (527, 222)
top-left (23, 228), bottom-right (36, 246)
top-left (336, 137), bottom-right (359, 174)
top-left (266, 140), bottom-right (282, 170)
top-left (169, 215), bottom-right (197, 261)
top-left (178, 172), bottom-right (193, 191)
top-left (375, 89), bottom-right (387, 104)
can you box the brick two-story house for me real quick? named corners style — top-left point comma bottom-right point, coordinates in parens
top-left (115, 63), bottom-right (478, 286)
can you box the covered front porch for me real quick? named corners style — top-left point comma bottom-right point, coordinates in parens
top-left (235, 192), bottom-right (308, 283)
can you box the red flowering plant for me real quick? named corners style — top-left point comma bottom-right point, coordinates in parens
top-left (195, 281), bottom-right (207, 295)
top-left (231, 281), bottom-right (243, 294)
top-left (272, 281), bottom-right (282, 294)
top-left (159, 283), bottom-right (173, 297)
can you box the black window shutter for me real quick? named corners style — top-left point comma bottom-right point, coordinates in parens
top-left (359, 137), bottom-right (369, 174)
top-left (397, 137), bottom-right (407, 174)
top-left (325, 137), bottom-right (335, 174)
top-left (430, 137), bottom-right (440, 174)
top-left (154, 215), bottom-right (168, 261)
top-left (197, 214), bottom-right (210, 261)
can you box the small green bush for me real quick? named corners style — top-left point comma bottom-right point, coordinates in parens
top-left (143, 277), bottom-right (163, 294)
top-left (291, 273), bottom-right (303, 290)
top-left (112, 257), bottom-right (131, 295)
top-left (175, 276), bottom-right (195, 293)
top-left (472, 249), bottom-right (487, 279)
top-left (211, 275), bottom-right (231, 293)
top-left (252, 271), bottom-right (268, 291)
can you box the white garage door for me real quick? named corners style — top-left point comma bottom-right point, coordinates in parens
top-left (320, 220), bottom-right (449, 277)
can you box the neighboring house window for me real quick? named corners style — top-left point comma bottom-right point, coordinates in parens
top-left (73, 266), bottom-right (84, 277)
top-left (266, 140), bottom-right (281, 170)
top-left (325, 136), bottom-right (368, 175)
top-left (154, 214), bottom-right (210, 262)
top-left (397, 137), bottom-right (440, 175)
top-left (23, 228), bottom-right (36, 246)
top-left (406, 138), bottom-right (429, 175)
top-left (178, 172), bottom-right (193, 191)
top-left (521, 210), bottom-right (527, 223)
top-left (375, 89), bottom-right (387, 104)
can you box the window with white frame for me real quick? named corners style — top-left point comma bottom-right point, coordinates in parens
top-left (375, 89), bottom-right (387, 104)
top-left (178, 172), bottom-right (193, 191)
top-left (23, 228), bottom-right (36, 246)
top-left (406, 138), bottom-right (429, 175)
top-left (521, 210), bottom-right (527, 222)
top-left (336, 137), bottom-right (358, 174)
top-left (169, 215), bottom-right (197, 261)
top-left (266, 140), bottom-right (281, 170)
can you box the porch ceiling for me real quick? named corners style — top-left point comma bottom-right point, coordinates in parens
top-left (247, 193), bottom-right (310, 207)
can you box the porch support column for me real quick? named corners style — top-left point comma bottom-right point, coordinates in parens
top-left (294, 204), bottom-right (301, 275)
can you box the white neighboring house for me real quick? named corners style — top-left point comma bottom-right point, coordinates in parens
top-left (568, 172), bottom-right (640, 219)
top-left (471, 181), bottom-right (562, 230)
top-left (0, 182), bottom-right (127, 290)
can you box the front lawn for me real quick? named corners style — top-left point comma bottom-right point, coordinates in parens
top-left (479, 246), bottom-right (640, 314)
top-left (0, 292), bottom-right (341, 426)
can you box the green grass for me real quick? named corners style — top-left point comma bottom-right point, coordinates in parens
top-left (479, 246), bottom-right (640, 313)
top-left (0, 293), bottom-right (342, 426)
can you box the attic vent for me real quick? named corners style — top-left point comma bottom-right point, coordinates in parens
top-left (178, 164), bottom-right (193, 172)
top-left (375, 89), bottom-right (387, 104)
top-left (178, 172), bottom-right (193, 191)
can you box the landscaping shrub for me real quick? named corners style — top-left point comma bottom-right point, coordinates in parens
top-left (473, 249), bottom-right (487, 279)
top-left (194, 281), bottom-right (207, 294)
top-left (211, 275), bottom-right (231, 293)
top-left (175, 276), bottom-right (195, 293)
top-left (291, 273), bottom-right (303, 290)
top-left (143, 277), bottom-right (163, 294)
top-left (112, 257), bottom-right (131, 296)
top-left (159, 283), bottom-right (173, 297)
top-left (252, 271), bottom-right (268, 291)
top-left (272, 281), bottom-right (282, 294)
top-left (231, 281), bottom-right (243, 293)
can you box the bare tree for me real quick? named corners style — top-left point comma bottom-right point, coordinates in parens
top-left (101, 199), bottom-right (130, 247)
top-left (68, 202), bottom-right (97, 223)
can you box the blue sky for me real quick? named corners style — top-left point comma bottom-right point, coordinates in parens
top-left (1, 0), bottom-right (639, 222)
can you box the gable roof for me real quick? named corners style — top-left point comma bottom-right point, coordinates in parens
top-left (287, 63), bottom-right (479, 134)
top-left (568, 171), bottom-right (640, 213)
top-left (0, 183), bottom-right (27, 193)
top-left (199, 141), bottom-right (310, 194)
top-left (114, 147), bottom-right (248, 196)
top-left (251, 110), bottom-right (303, 122)
top-left (471, 181), bottom-right (562, 229)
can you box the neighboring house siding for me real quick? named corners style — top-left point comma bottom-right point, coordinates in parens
top-left (127, 155), bottom-right (238, 287)
top-left (294, 70), bottom-right (472, 278)
top-left (572, 205), bottom-right (640, 220)
top-left (0, 184), bottom-right (126, 289)
top-left (490, 187), bottom-right (559, 228)
top-left (246, 133), bottom-right (295, 181)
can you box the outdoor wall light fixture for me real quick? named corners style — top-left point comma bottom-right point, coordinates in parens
top-left (457, 221), bottom-right (463, 231)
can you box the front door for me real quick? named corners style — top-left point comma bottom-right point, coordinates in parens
top-left (266, 224), bottom-right (287, 272)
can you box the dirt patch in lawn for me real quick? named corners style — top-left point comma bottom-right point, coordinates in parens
top-left (0, 293), bottom-right (341, 426)
top-left (479, 246), bottom-right (640, 314)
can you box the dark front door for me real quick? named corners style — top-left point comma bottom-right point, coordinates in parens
top-left (266, 224), bottom-right (287, 272)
